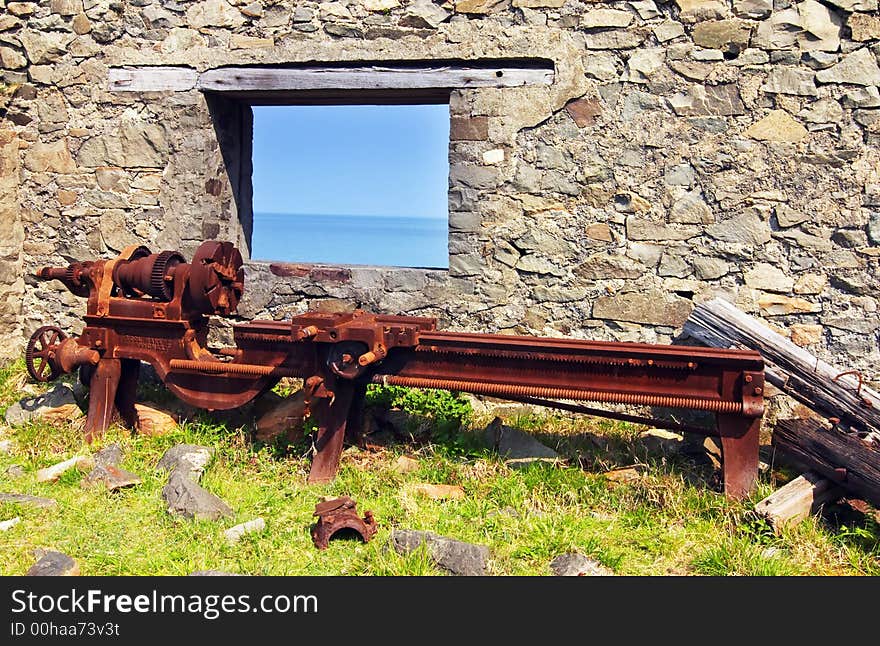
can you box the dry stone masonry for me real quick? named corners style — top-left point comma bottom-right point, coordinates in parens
top-left (1, 0), bottom-right (878, 386)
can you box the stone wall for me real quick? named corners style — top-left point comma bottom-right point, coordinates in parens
top-left (1, 0), bottom-right (878, 381)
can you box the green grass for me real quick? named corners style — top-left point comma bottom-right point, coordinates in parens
top-left (1, 361), bottom-right (878, 576)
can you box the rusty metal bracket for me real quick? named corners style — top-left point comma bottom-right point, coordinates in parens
top-left (310, 496), bottom-right (377, 549)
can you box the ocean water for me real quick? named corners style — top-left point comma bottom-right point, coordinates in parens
top-left (252, 213), bottom-right (449, 269)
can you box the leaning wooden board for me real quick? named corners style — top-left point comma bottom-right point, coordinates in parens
top-left (683, 298), bottom-right (880, 441)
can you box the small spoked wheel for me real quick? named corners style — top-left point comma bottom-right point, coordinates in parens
top-left (25, 325), bottom-right (67, 382)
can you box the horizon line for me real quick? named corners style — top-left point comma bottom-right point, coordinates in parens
top-left (254, 211), bottom-right (448, 220)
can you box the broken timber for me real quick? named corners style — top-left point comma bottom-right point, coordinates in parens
top-left (683, 298), bottom-right (880, 442)
top-left (772, 418), bottom-right (880, 508)
top-left (754, 470), bottom-right (842, 533)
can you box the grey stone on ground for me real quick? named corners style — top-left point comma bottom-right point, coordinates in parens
top-left (0, 517), bottom-right (21, 531)
top-left (27, 550), bottom-right (79, 576)
top-left (157, 444), bottom-right (215, 481)
top-left (550, 553), bottom-right (615, 576)
top-left (0, 492), bottom-right (56, 508)
top-left (390, 529), bottom-right (490, 576)
top-left (224, 517), bottom-right (266, 544)
top-left (82, 443), bottom-right (142, 491)
top-left (94, 444), bottom-right (123, 467)
top-left (4, 383), bottom-right (77, 426)
top-left (482, 417), bottom-right (560, 468)
top-left (5, 465), bottom-right (26, 479)
top-left (82, 464), bottom-right (142, 491)
top-left (162, 470), bottom-right (233, 521)
top-left (189, 570), bottom-right (246, 576)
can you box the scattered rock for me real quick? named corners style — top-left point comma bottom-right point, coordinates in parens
top-left (134, 403), bottom-right (178, 437)
top-left (82, 463), bottom-right (142, 491)
top-left (482, 417), bottom-right (561, 469)
top-left (0, 517), bottom-right (21, 531)
top-left (157, 444), bottom-right (215, 482)
top-left (162, 470), bottom-right (233, 521)
top-left (5, 383), bottom-right (79, 427)
top-left (5, 465), bottom-right (26, 479)
top-left (254, 389), bottom-right (306, 442)
top-left (224, 517), bottom-right (266, 544)
top-left (393, 455), bottom-right (420, 474)
top-left (0, 438), bottom-right (14, 454)
top-left (81, 446), bottom-right (141, 491)
top-left (27, 550), bottom-right (79, 576)
top-left (411, 483), bottom-right (466, 500)
top-left (637, 429), bottom-right (685, 454)
top-left (36, 455), bottom-right (93, 483)
top-left (0, 493), bottom-right (56, 508)
top-left (390, 529), bottom-right (490, 576)
top-left (550, 553), bottom-right (614, 576)
top-left (602, 466), bottom-right (645, 484)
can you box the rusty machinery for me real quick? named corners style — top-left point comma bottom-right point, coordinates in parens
top-left (26, 241), bottom-right (766, 499)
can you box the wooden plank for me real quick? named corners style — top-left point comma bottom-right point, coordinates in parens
top-left (109, 66), bottom-right (198, 92)
top-left (773, 418), bottom-right (880, 508)
top-left (683, 298), bottom-right (880, 440)
top-left (196, 65), bottom-right (554, 92)
top-left (754, 470), bottom-right (841, 533)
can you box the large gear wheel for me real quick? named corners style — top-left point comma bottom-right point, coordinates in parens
top-left (25, 325), bottom-right (68, 383)
top-left (149, 250), bottom-right (186, 301)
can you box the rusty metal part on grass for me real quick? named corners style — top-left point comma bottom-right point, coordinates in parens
top-left (311, 496), bottom-right (377, 549)
top-left (27, 240), bottom-right (766, 500)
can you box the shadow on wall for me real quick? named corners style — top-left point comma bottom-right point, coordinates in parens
top-left (205, 93), bottom-right (254, 259)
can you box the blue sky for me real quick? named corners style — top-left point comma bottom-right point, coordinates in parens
top-left (252, 104), bottom-right (450, 218)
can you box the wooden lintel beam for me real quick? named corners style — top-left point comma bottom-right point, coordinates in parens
top-left (109, 66), bottom-right (198, 92)
top-left (108, 65), bottom-right (554, 93)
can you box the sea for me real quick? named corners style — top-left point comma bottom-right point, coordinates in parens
top-left (252, 212), bottom-right (449, 269)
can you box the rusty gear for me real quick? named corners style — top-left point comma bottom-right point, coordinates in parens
top-left (26, 325), bottom-right (68, 382)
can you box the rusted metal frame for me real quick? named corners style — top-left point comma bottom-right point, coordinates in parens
top-left (28, 241), bottom-right (766, 500)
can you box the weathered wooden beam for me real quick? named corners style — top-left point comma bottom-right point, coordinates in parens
top-left (773, 418), bottom-right (880, 508)
top-left (109, 66), bottom-right (198, 92)
top-left (683, 298), bottom-right (880, 440)
top-left (754, 470), bottom-right (841, 533)
top-left (108, 64), bottom-right (554, 93)
top-left (196, 66), bottom-right (554, 92)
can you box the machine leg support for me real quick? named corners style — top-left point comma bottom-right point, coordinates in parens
top-left (83, 358), bottom-right (121, 443)
top-left (307, 380), bottom-right (356, 485)
top-left (717, 414), bottom-right (761, 500)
